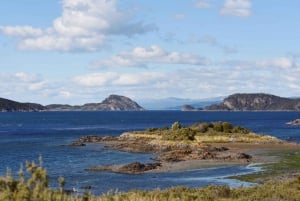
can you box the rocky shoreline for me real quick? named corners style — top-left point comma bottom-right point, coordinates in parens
top-left (70, 121), bottom-right (300, 176)
top-left (71, 134), bottom-right (254, 174)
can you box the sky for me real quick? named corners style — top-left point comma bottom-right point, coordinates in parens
top-left (0, 0), bottom-right (300, 105)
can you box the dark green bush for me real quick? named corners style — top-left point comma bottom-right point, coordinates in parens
top-left (232, 126), bottom-right (251, 134)
top-left (162, 128), bottom-right (196, 141)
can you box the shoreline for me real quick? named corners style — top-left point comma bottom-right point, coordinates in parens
top-left (74, 135), bottom-right (300, 176)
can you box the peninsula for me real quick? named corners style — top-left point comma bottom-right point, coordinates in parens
top-left (71, 121), bottom-right (299, 175)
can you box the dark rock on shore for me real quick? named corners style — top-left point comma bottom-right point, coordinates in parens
top-left (287, 119), bottom-right (300, 126)
top-left (70, 135), bottom-right (119, 146)
top-left (87, 162), bottom-right (161, 174)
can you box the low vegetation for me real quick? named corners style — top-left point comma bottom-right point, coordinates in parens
top-left (134, 121), bottom-right (278, 144)
top-left (232, 150), bottom-right (300, 182)
top-left (1, 158), bottom-right (300, 201)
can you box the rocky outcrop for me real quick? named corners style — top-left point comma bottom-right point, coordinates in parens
top-left (87, 162), bottom-right (162, 174)
top-left (46, 95), bottom-right (144, 111)
top-left (0, 98), bottom-right (45, 112)
top-left (205, 93), bottom-right (300, 111)
top-left (181, 105), bottom-right (202, 111)
top-left (287, 119), bottom-right (300, 126)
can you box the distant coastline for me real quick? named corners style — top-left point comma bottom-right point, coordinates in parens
top-left (2, 93), bottom-right (300, 112)
top-left (0, 94), bottom-right (144, 112)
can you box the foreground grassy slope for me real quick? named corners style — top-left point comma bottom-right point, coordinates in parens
top-left (1, 159), bottom-right (300, 201)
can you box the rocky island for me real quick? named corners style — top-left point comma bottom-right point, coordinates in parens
top-left (0, 95), bottom-right (144, 112)
top-left (71, 121), bottom-right (299, 175)
top-left (205, 93), bottom-right (300, 111)
top-left (287, 119), bottom-right (300, 126)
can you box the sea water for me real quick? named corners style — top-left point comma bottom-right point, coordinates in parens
top-left (0, 111), bottom-right (300, 194)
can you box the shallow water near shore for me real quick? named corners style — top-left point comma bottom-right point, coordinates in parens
top-left (0, 111), bottom-right (300, 195)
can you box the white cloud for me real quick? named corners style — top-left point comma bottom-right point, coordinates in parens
top-left (73, 72), bottom-right (164, 87)
top-left (220, 0), bottom-right (252, 17)
top-left (0, 0), bottom-right (156, 51)
top-left (193, 0), bottom-right (213, 8)
top-left (73, 72), bottom-right (118, 87)
top-left (91, 45), bottom-right (210, 68)
top-left (0, 26), bottom-right (44, 38)
top-left (256, 57), bottom-right (294, 69)
top-left (221, 57), bottom-right (295, 69)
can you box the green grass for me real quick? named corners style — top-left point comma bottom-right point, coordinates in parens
top-left (230, 150), bottom-right (300, 182)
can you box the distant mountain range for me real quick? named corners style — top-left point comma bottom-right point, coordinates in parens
top-left (139, 97), bottom-right (223, 110)
top-left (0, 95), bottom-right (144, 112)
top-left (2, 93), bottom-right (300, 112)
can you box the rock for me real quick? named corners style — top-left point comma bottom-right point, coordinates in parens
top-left (287, 119), bottom-right (300, 126)
top-left (87, 162), bottom-right (161, 174)
top-left (69, 141), bottom-right (86, 146)
top-left (181, 105), bottom-right (202, 111)
top-left (236, 153), bottom-right (252, 160)
top-left (118, 162), bottom-right (161, 174)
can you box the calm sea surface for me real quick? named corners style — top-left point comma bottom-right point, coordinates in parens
top-left (0, 111), bottom-right (300, 194)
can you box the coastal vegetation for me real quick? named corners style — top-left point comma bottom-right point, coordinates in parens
top-left (1, 158), bottom-right (300, 201)
top-left (130, 121), bottom-right (277, 144)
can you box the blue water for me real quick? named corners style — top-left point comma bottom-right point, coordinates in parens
top-left (0, 111), bottom-right (300, 194)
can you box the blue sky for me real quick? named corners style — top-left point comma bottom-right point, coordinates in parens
top-left (0, 0), bottom-right (300, 104)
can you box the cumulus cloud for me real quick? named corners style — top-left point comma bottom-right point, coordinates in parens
top-left (0, 0), bottom-right (156, 51)
top-left (220, 0), bottom-right (252, 17)
top-left (0, 72), bottom-right (48, 98)
top-left (91, 45), bottom-right (210, 68)
top-left (73, 72), bottom-right (164, 87)
top-left (71, 63), bottom-right (300, 100)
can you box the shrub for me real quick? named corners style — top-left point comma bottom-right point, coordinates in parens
top-left (222, 122), bottom-right (233, 133)
top-left (232, 126), bottom-right (250, 134)
top-left (162, 128), bottom-right (196, 141)
top-left (0, 157), bottom-right (94, 201)
top-left (213, 122), bottom-right (224, 132)
top-left (171, 121), bottom-right (182, 130)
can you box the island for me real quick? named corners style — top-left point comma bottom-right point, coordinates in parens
top-left (71, 121), bottom-right (300, 175)
top-left (0, 94), bottom-right (144, 112)
top-left (287, 119), bottom-right (300, 126)
top-left (205, 93), bottom-right (300, 111)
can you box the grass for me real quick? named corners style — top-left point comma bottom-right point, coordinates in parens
top-left (2, 159), bottom-right (300, 201)
top-left (129, 121), bottom-right (281, 144)
top-left (230, 149), bottom-right (300, 182)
